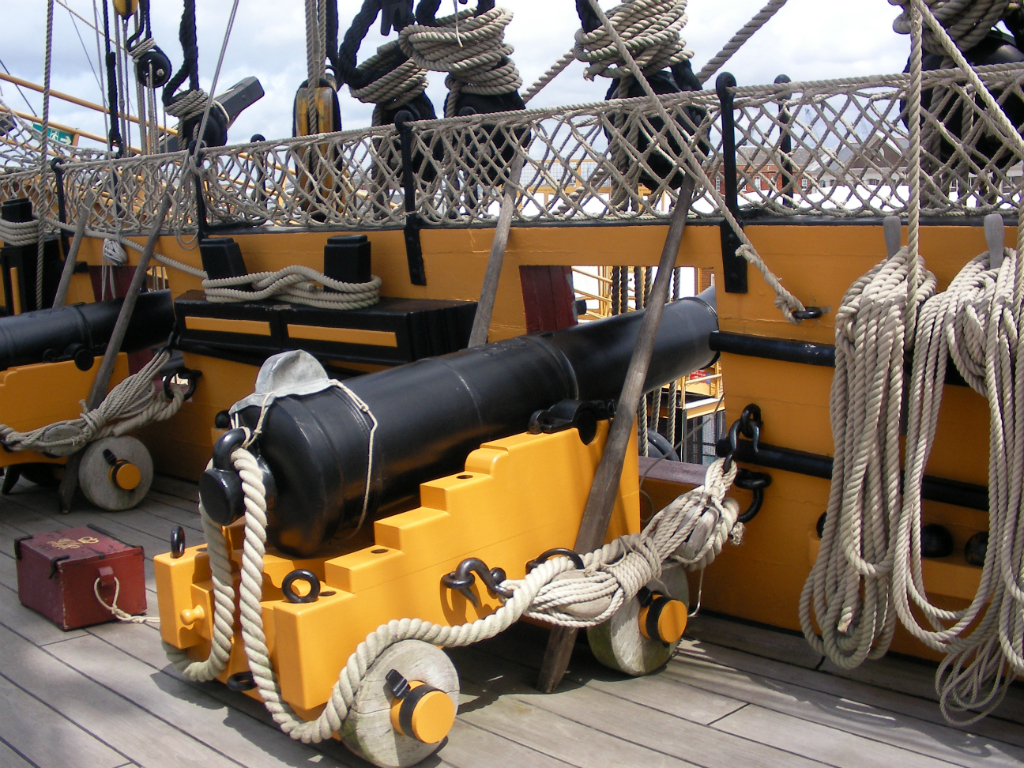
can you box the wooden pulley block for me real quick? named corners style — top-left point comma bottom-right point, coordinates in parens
top-left (587, 563), bottom-right (690, 676)
top-left (341, 639), bottom-right (459, 768)
top-left (79, 436), bottom-right (153, 511)
top-left (113, 0), bottom-right (138, 18)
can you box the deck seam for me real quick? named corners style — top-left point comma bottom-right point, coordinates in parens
top-left (675, 643), bottom-right (1024, 735)
top-left (0, 667), bottom-right (134, 767)
top-left (0, 733), bottom-right (42, 768)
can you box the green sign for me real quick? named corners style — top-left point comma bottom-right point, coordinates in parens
top-left (30, 123), bottom-right (75, 146)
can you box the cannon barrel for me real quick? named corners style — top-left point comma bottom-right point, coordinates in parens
top-left (216, 288), bottom-right (718, 556)
top-left (0, 290), bottom-right (174, 371)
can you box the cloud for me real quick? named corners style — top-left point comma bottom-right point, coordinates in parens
top-left (3, 0), bottom-right (909, 148)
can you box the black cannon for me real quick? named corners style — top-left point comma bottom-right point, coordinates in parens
top-left (202, 288), bottom-right (718, 556)
top-left (0, 290), bottom-right (174, 372)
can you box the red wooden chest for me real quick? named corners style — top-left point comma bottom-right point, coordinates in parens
top-left (15, 526), bottom-right (147, 630)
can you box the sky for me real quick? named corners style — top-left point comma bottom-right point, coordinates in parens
top-left (0, 0), bottom-right (911, 149)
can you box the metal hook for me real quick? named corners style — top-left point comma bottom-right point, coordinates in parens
top-left (441, 557), bottom-right (512, 607)
top-left (733, 469), bottom-right (772, 523)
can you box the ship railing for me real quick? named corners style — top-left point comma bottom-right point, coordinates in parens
top-left (4, 63), bottom-right (1024, 239)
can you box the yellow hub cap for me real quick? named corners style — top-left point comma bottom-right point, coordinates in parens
top-left (638, 596), bottom-right (688, 644)
top-left (111, 461), bottom-right (142, 491)
top-left (390, 681), bottom-right (456, 744)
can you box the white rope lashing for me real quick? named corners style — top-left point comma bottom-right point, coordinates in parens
top-left (0, 218), bottom-right (40, 247)
top-left (696, 0), bottom-right (789, 84)
top-left (0, 349), bottom-right (185, 456)
top-left (573, 0), bottom-right (692, 83)
top-left (203, 265), bottom-right (381, 309)
top-left (399, 7), bottom-right (523, 118)
top-left (169, 448), bottom-right (742, 742)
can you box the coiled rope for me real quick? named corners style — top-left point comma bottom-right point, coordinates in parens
top-left (573, 0), bottom-right (692, 84)
top-left (203, 265), bottom-right (381, 309)
top-left (799, 246), bottom-right (937, 669)
top-left (891, 0), bottom-right (1017, 57)
top-left (0, 219), bottom-right (40, 248)
top-left (896, 244), bottom-right (1024, 724)
top-left (0, 349), bottom-right (185, 456)
top-left (168, 446), bottom-right (742, 742)
top-left (399, 7), bottom-right (523, 118)
top-left (804, 0), bottom-right (1024, 724)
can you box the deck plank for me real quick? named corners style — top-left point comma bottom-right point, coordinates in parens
top-left (0, 669), bottom-right (128, 768)
top-left (0, 737), bottom-right (41, 768)
top-left (0, 622), bottom-right (245, 768)
top-left (665, 652), bottom-right (1024, 767)
top-left (47, 633), bottom-right (362, 768)
top-left (450, 643), bottom-right (829, 768)
top-left (712, 703), bottom-right (958, 768)
top-left (678, 629), bottom-right (1024, 745)
top-left (3, 477), bottom-right (1023, 767)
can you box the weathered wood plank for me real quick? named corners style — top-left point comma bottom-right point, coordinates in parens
top-left (47, 633), bottom-right (360, 768)
top-left (677, 634), bottom-right (1024, 745)
top-left (0, 669), bottom-right (127, 768)
top-left (0, 737), bottom-right (40, 768)
top-left (0, 575), bottom-right (89, 646)
top-left (684, 612), bottom-right (824, 669)
top-left (666, 653), bottom-right (1024, 767)
top-left (712, 703), bottom-right (960, 768)
top-left (149, 475), bottom-right (200, 504)
top-left (451, 644), bottom-right (828, 768)
top-left (442, 720), bottom-right (575, 768)
top-left (0, 622), bottom-right (244, 768)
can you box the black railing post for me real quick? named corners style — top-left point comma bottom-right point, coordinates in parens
top-left (396, 111), bottom-right (427, 286)
top-left (716, 72), bottom-right (746, 293)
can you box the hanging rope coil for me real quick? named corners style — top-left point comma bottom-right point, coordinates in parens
top-left (800, 245), bottom-right (937, 669)
top-left (399, 7), bottom-right (523, 118)
top-left (169, 448), bottom-right (742, 742)
top-left (895, 244), bottom-right (1024, 723)
top-left (203, 265), bottom-right (381, 309)
top-left (0, 349), bottom-right (185, 456)
top-left (891, 0), bottom-right (1017, 57)
top-left (573, 0), bottom-right (692, 82)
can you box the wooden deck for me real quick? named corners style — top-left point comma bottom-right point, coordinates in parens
top-left (0, 475), bottom-right (1022, 768)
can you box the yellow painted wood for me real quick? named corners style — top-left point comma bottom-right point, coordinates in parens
top-left (184, 316), bottom-right (272, 336)
top-left (0, 355), bottom-right (130, 468)
top-left (286, 324), bottom-right (398, 347)
top-left (155, 423), bottom-right (640, 712)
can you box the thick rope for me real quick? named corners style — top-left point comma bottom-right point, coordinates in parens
top-left (177, 448), bottom-right (740, 742)
top-left (895, 245), bottom-right (1024, 724)
top-left (399, 7), bottom-right (523, 118)
top-left (162, 503), bottom-right (236, 682)
top-left (349, 41), bottom-right (429, 123)
top-left (696, 0), bottom-right (789, 84)
top-left (0, 349), bottom-right (185, 456)
top-left (574, 0), bottom-right (692, 82)
top-left (891, 0), bottom-right (1015, 57)
top-left (0, 219), bottom-right (40, 247)
top-left (800, 245), bottom-right (937, 669)
top-left (203, 265), bottom-right (381, 309)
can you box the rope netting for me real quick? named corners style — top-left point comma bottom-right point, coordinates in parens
top-left (6, 63), bottom-right (1024, 243)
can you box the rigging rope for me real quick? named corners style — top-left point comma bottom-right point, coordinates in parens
top-left (36, 0), bottom-right (55, 310)
top-left (696, 0), bottom-right (789, 84)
